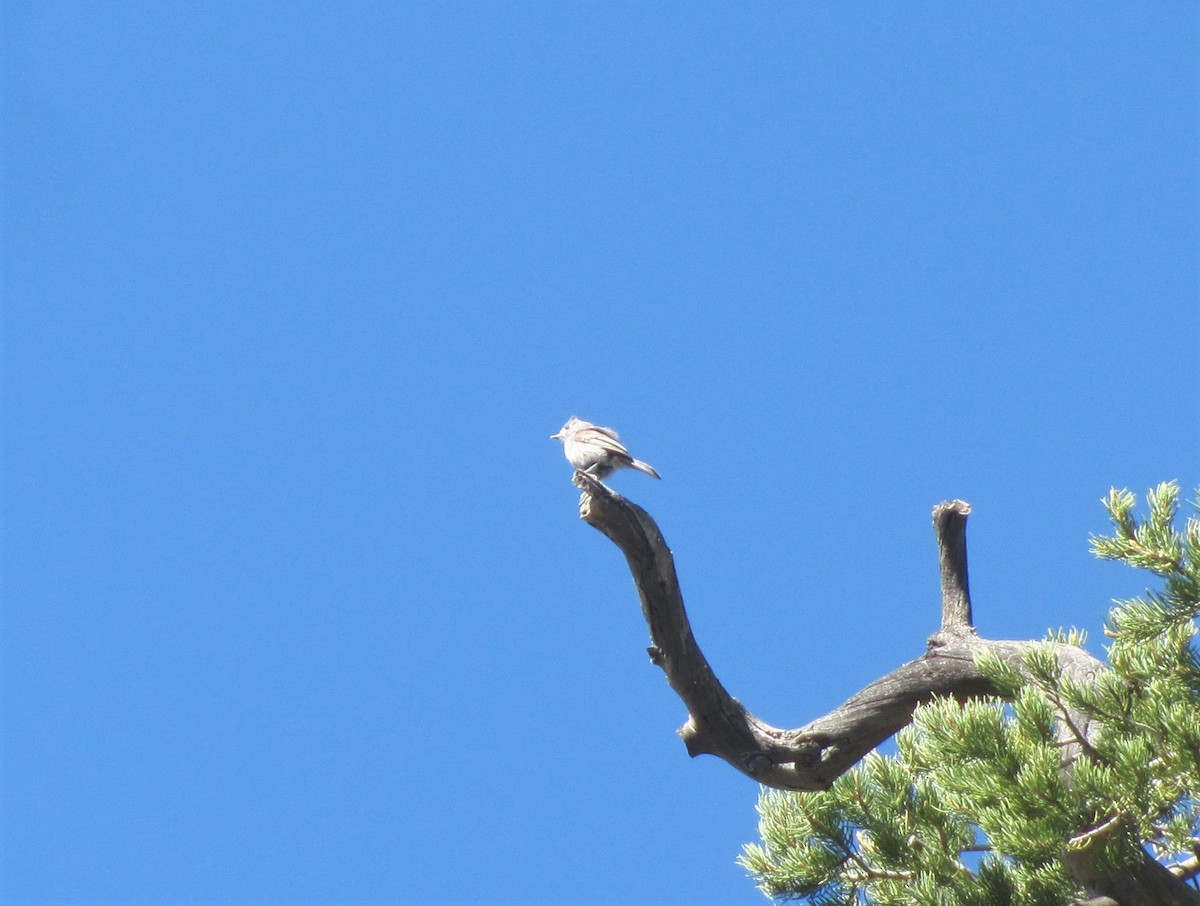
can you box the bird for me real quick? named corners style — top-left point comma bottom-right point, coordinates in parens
top-left (550, 417), bottom-right (661, 480)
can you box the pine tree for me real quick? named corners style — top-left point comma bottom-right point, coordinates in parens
top-left (739, 483), bottom-right (1200, 904)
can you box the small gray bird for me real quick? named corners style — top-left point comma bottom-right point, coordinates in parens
top-left (550, 416), bottom-right (661, 480)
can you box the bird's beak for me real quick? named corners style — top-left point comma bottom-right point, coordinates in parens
top-left (549, 432), bottom-right (562, 440)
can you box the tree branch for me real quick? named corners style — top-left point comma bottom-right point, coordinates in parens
top-left (933, 499), bottom-right (974, 632)
top-left (573, 473), bottom-right (1100, 790)
top-left (567, 473), bottom-right (1200, 905)
top-left (566, 475), bottom-right (1200, 906)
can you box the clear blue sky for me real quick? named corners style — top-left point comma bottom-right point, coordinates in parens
top-left (3, 4), bottom-right (1197, 905)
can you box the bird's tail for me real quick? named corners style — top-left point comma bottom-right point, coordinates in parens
top-left (631, 459), bottom-right (661, 479)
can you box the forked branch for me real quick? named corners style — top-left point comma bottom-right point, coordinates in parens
top-left (565, 472), bottom-right (1198, 905)
top-left (573, 473), bottom-right (1100, 790)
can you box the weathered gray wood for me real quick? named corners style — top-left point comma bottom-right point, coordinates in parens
top-left (568, 471), bottom-right (1199, 906)
top-left (573, 472), bottom-right (1099, 789)
top-left (934, 499), bottom-right (974, 631)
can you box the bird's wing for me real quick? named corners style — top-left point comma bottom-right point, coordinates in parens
top-left (574, 425), bottom-right (631, 457)
top-left (586, 423), bottom-right (620, 440)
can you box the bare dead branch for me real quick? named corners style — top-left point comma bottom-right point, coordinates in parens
top-left (933, 499), bottom-right (974, 632)
top-left (566, 473), bottom-right (1200, 904)
top-left (572, 474), bottom-right (1102, 790)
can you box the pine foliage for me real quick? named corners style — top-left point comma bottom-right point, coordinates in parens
top-left (740, 483), bottom-right (1200, 903)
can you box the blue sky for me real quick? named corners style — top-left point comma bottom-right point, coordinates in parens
top-left (3, 4), bottom-right (1197, 905)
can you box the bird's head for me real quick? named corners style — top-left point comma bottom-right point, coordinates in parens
top-left (550, 416), bottom-right (583, 440)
